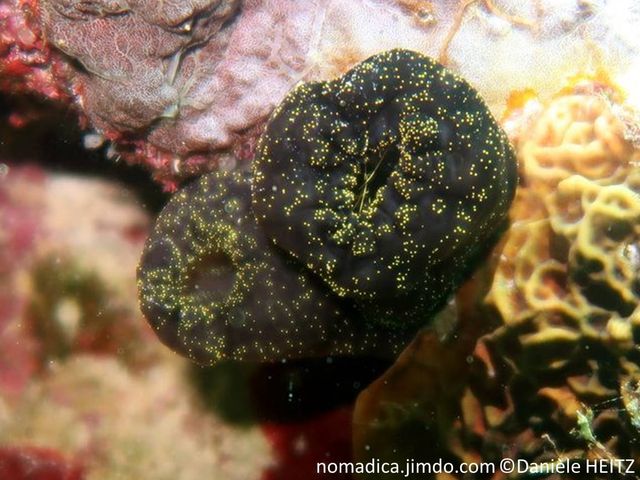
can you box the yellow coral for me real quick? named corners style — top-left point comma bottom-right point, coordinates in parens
top-left (518, 94), bottom-right (636, 193)
top-left (488, 91), bottom-right (640, 354)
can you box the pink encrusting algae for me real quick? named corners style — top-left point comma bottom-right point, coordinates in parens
top-left (3, 1), bottom-right (640, 188)
top-left (0, 165), bottom-right (43, 400)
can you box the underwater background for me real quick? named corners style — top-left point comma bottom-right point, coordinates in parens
top-left (1, 1), bottom-right (640, 479)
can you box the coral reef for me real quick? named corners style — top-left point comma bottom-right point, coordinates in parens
top-left (0, 165), bottom-right (275, 479)
top-left (519, 93), bottom-right (633, 192)
top-left (0, 165), bottom-right (43, 400)
top-left (354, 86), bottom-right (640, 477)
top-left (0, 165), bottom-right (157, 399)
top-left (2, 2), bottom-right (640, 479)
top-left (27, 255), bottom-right (147, 362)
top-left (28, 172), bottom-right (155, 367)
top-left (0, 1), bottom-right (67, 100)
top-left (460, 91), bottom-right (640, 470)
top-left (3, 1), bottom-right (640, 185)
top-left (0, 355), bottom-right (271, 480)
top-left (138, 168), bottom-right (412, 364)
top-left (40, 0), bottom-right (240, 132)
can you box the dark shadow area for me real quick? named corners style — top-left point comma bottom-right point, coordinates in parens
top-left (0, 93), bottom-right (167, 213)
top-left (191, 356), bottom-right (392, 425)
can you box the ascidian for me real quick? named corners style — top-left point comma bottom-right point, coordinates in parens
top-left (137, 170), bottom-right (411, 364)
top-left (138, 49), bottom-right (517, 365)
top-left (252, 49), bottom-right (517, 328)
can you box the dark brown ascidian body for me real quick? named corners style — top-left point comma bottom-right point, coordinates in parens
top-left (137, 170), bottom-right (411, 364)
top-left (137, 49), bottom-right (517, 365)
top-left (252, 49), bottom-right (517, 329)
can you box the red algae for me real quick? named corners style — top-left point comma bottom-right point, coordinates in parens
top-left (262, 407), bottom-right (353, 480)
top-left (0, 446), bottom-right (85, 480)
top-left (0, 164), bottom-right (44, 400)
top-left (0, 1), bottom-right (68, 100)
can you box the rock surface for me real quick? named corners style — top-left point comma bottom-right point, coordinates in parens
top-left (3, 1), bottom-right (640, 186)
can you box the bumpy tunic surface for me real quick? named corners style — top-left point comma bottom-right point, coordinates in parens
top-left (137, 170), bottom-right (411, 364)
top-left (252, 49), bottom-right (517, 326)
